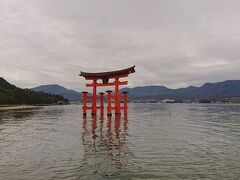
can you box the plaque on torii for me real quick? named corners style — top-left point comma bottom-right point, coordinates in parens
top-left (79, 66), bottom-right (135, 116)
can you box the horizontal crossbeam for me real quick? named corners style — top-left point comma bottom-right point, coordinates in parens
top-left (86, 81), bottom-right (128, 87)
top-left (85, 74), bottom-right (129, 81)
top-left (85, 106), bottom-right (103, 109)
top-left (110, 107), bottom-right (125, 110)
top-left (86, 96), bottom-right (102, 99)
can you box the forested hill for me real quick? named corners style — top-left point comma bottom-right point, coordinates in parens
top-left (0, 77), bottom-right (69, 105)
top-left (32, 84), bottom-right (81, 102)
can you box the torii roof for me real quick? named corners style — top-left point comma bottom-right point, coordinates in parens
top-left (80, 66), bottom-right (135, 80)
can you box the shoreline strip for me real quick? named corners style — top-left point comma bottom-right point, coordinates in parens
top-left (0, 105), bottom-right (43, 111)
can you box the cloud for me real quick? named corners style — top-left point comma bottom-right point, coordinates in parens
top-left (0, 0), bottom-right (240, 91)
top-left (190, 60), bottom-right (229, 68)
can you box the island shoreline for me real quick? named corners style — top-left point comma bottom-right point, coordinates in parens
top-left (0, 105), bottom-right (45, 111)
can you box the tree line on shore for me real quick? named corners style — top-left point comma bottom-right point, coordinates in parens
top-left (0, 77), bottom-right (69, 105)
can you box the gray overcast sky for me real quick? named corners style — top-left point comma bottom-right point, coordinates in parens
top-left (1, 0), bottom-right (240, 91)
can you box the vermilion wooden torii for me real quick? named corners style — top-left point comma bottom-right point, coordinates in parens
top-left (80, 66), bottom-right (135, 116)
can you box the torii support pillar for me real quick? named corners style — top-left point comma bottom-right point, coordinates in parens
top-left (81, 91), bottom-right (88, 116)
top-left (114, 78), bottom-right (121, 115)
top-left (106, 90), bottom-right (113, 116)
top-left (99, 92), bottom-right (104, 116)
top-left (91, 79), bottom-right (97, 115)
top-left (122, 91), bottom-right (128, 115)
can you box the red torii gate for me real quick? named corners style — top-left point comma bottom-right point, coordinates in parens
top-left (80, 66), bottom-right (135, 116)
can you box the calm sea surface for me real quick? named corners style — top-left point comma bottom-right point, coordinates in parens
top-left (0, 103), bottom-right (240, 180)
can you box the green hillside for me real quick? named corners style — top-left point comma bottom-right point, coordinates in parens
top-left (0, 77), bottom-right (69, 105)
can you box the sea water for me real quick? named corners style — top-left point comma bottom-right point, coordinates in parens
top-left (0, 103), bottom-right (240, 179)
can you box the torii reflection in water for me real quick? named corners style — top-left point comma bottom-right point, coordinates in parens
top-left (80, 114), bottom-right (132, 177)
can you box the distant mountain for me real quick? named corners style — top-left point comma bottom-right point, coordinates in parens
top-left (189, 80), bottom-right (240, 99)
top-left (0, 78), bottom-right (69, 105)
top-left (121, 80), bottom-right (240, 100)
top-left (32, 84), bottom-right (81, 102)
top-left (31, 80), bottom-right (240, 102)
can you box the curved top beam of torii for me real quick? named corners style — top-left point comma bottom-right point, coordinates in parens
top-left (79, 65), bottom-right (135, 83)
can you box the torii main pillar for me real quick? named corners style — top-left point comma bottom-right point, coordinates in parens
top-left (79, 66), bottom-right (135, 116)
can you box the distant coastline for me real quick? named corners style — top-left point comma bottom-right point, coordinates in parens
top-left (0, 105), bottom-right (43, 111)
top-left (129, 97), bottom-right (240, 104)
